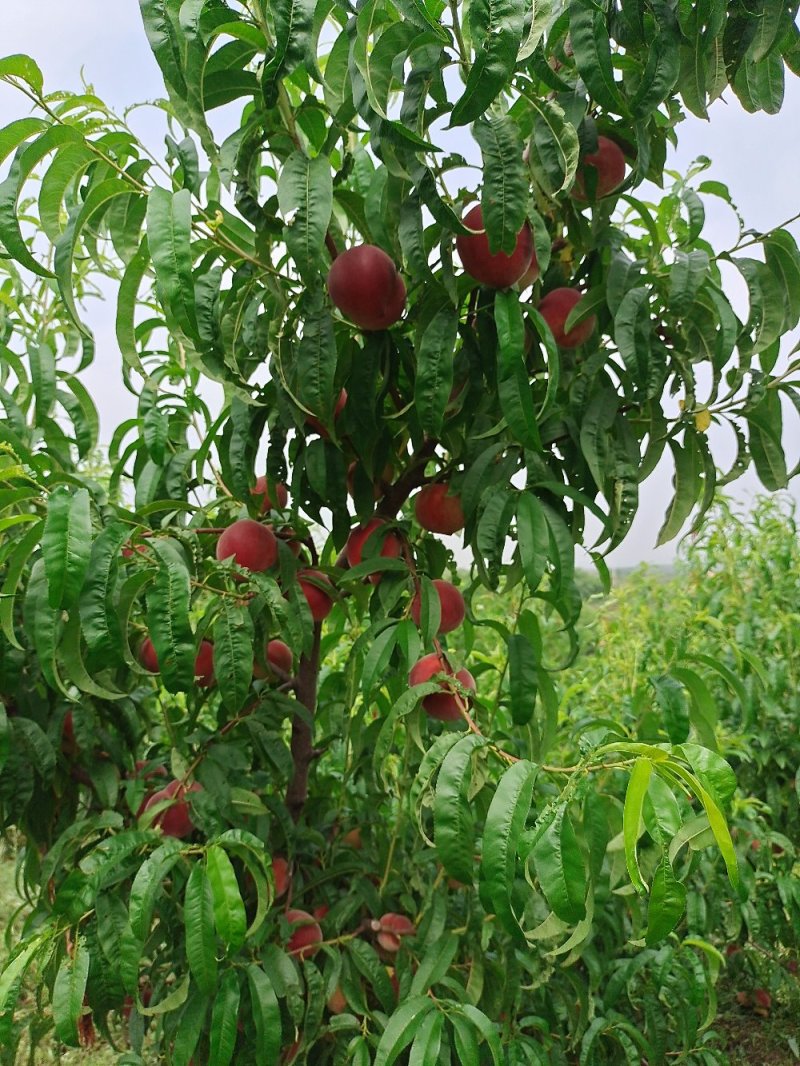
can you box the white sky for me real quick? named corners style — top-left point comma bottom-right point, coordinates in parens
top-left (1, 2), bottom-right (798, 567)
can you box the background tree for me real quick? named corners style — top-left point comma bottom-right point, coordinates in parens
top-left (0, 1), bottom-right (799, 1063)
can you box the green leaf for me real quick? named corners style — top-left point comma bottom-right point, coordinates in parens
top-left (52, 937), bottom-right (90, 1047)
top-left (207, 845), bottom-right (247, 953)
top-left (145, 539), bottom-right (195, 692)
top-left (646, 852), bottom-right (687, 944)
top-left (184, 864), bottom-right (218, 995)
top-left (629, 1), bottom-right (681, 119)
top-left (0, 520), bottom-right (44, 650)
top-left (623, 758), bottom-right (652, 895)
top-left (373, 996), bottom-right (435, 1066)
top-left (409, 933), bottom-right (459, 998)
top-left (656, 436), bottom-right (703, 546)
top-left (409, 1008), bottom-right (444, 1066)
top-left (495, 290), bottom-right (541, 449)
top-left (434, 735), bottom-right (489, 883)
top-left (763, 229), bottom-right (800, 331)
top-left (146, 186), bottom-right (199, 345)
top-left (349, 939), bottom-right (396, 1014)
top-left (669, 667), bottom-right (718, 750)
top-left (480, 759), bottom-right (537, 942)
top-left (508, 633), bottom-right (538, 726)
top-left (669, 250), bottom-right (710, 315)
top-left (78, 521), bottom-right (128, 660)
top-left (209, 968), bottom-right (240, 1066)
top-left (651, 674), bottom-right (690, 744)
top-left (516, 493), bottom-right (548, 594)
top-left (532, 805), bottom-right (586, 923)
top-left (746, 390), bottom-right (788, 491)
top-left (0, 54), bottom-right (44, 94)
top-left (523, 95), bottom-right (580, 197)
top-left (116, 238), bottom-right (150, 374)
top-left (172, 989), bottom-right (209, 1066)
top-left (129, 840), bottom-right (184, 941)
top-left (474, 113), bottom-right (528, 253)
top-left (0, 933), bottom-right (50, 1046)
top-left (41, 485), bottom-right (92, 611)
top-left (213, 600), bottom-right (254, 712)
top-left (415, 304), bottom-right (458, 435)
top-left (450, 0), bottom-right (525, 126)
top-left (247, 965), bottom-right (282, 1066)
top-left (261, 0), bottom-right (315, 105)
top-left (569, 0), bottom-right (623, 114)
top-left (277, 152), bottom-right (333, 279)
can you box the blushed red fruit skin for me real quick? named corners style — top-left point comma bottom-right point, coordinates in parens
top-left (298, 570), bottom-right (335, 622)
top-left (411, 579), bottom-right (465, 635)
top-left (572, 136), bottom-right (626, 200)
top-left (345, 518), bottom-right (403, 584)
top-left (139, 637), bottom-right (159, 674)
top-left (414, 484), bottom-right (465, 535)
top-left (216, 519), bottom-right (278, 572)
top-left (194, 640), bottom-right (215, 687)
top-left (142, 779), bottom-right (202, 839)
top-left (409, 653), bottom-right (477, 722)
top-left (62, 712), bottom-right (78, 756)
top-left (267, 640), bottom-right (293, 675)
top-left (272, 855), bottom-right (291, 897)
top-left (286, 908), bottom-right (323, 960)
top-left (327, 245), bottom-right (406, 331)
top-left (252, 476), bottom-right (288, 513)
top-left (306, 388), bottom-right (347, 437)
top-left (341, 827), bottom-right (363, 849)
top-left (537, 287), bottom-right (596, 349)
top-left (456, 205), bottom-right (536, 289)
top-left (327, 986), bottom-right (348, 1015)
top-left (375, 913), bottom-right (416, 953)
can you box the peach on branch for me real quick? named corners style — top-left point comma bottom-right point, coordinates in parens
top-left (537, 287), bottom-right (596, 349)
top-left (141, 779), bottom-right (202, 839)
top-left (138, 636), bottom-right (160, 674)
top-left (327, 986), bottom-right (348, 1015)
top-left (456, 205), bottom-right (536, 289)
top-left (286, 908), bottom-right (323, 960)
top-left (216, 518), bottom-right (278, 572)
top-left (414, 483), bottom-right (465, 535)
top-left (345, 518), bottom-right (403, 583)
top-left (341, 827), bottom-right (363, 850)
top-left (272, 855), bottom-right (291, 897)
top-left (327, 245), bottom-right (406, 331)
top-left (306, 388), bottom-right (347, 437)
top-left (409, 652), bottom-right (476, 722)
top-left (251, 476), bottom-right (288, 513)
top-left (371, 913), bottom-right (416, 954)
top-left (297, 569), bottom-right (335, 622)
top-left (572, 135), bottom-right (626, 200)
top-left (410, 578), bottom-right (465, 635)
top-left (193, 640), bottom-right (215, 687)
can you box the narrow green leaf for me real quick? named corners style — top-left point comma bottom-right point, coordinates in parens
top-left (480, 759), bottom-right (537, 942)
top-left (516, 493), bottom-right (548, 594)
top-left (569, 0), bottom-right (623, 113)
top-left (496, 290), bottom-right (541, 449)
top-left (508, 633), bottom-right (538, 726)
top-left (41, 486), bottom-right (92, 610)
top-left (209, 968), bottom-right (240, 1066)
top-left (213, 600), bottom-right (254, 712)
top-left (646, 852), bottom-right (687, 944)
top-left (261, 0), bottom-right (315, 104)
top-left (277, 152), bottom-right (333, 279)
top-left (415, 304), bottom-right (458, 435)
top-left (207, 845), bottom-right (247, 953)
top-left (184, 864), bottom-right (218, 995)
top-left (434, 735), bottom-right (489, 883)
top-left (623, 758), bottom-right (652, 895)
top-left (52, 937), bottom-right (90, 1047)
top-left (145, 539), bottom-right (195, 692)
top-left (474, 113), bottom-right (528, 253)
top-left (247, 965), bottom-right (281, 1066)
top-left (146, 186), bottom-right (199, 345)
top-left (373, 996), bottom-right (435, 1066)
top-left (524, 95), bottom-right (580, 197)
top-left (532, 806), bottom-right (586, 923)
top-left (450, 0), bottom-right (525, 126)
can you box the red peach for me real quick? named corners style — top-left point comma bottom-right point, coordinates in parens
top-left (327, 986), bottom-right (347, 1014)
top-left (409, 653), bottom-right (476, 722)
top-left (456, 205), bottom-right (536, 289)
top-left (414, 483), bottom-right (465, 535)
top-left (410, 579), bottom-right (465, 635)
top-left (267, 639), bottom-right (293, 675)
top-left (537, 287), bottom-right (596, 349)
top-left (345, 518), bottom-right (403, 584)
top-left (139, 637), bottom-right (160, 674)
top-left (216, 519), bottom-right (278, 572)
top-left (306, 388), bottom-right (347, 437)
top-left (286, 909), bottom-right (323, 960)
top-left (327, 245), bottom-right (406, 331)
top-left (341, 827), bottom-right (363, 850)
top-left (572, 136), bottom-right (626, 200)
top-left (194, 640), bottom-right (215, 688)
top-left (141, 779), bottom-right (202, 839)
top-left (297, 570), bottom-right (335, 622)
top-left (251, 476), bottom-right (288, 513)
top-left (272, 855), bottom-right (291, 897)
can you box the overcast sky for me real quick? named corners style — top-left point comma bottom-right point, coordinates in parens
top-left (1, 2), bottom-right (798, 568)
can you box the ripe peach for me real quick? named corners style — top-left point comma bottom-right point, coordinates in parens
top-left (272, 855), bottom-right (291, 897)
top-left (572, 136), bottom-right (626, 200)
top-left (456, 205), bottom-right (535, 289)
top-left (306, 388), bottom-right (347, 437)
top-left (216, 519), bottom-right (278, 572)
top-left (141, 779), bottom-right (202, 838)
top-left (537, 287), bottom-right (596, 349)
top-left (251, 476), bottom-right (288, 513)
top-left (341, 827), bottom-right (363, 850)
top-left (408, 653), bottom-right (476, 722)
top-left (345, 518), bottom-right (403, 583)
top-left (414, 483), bottom-right (465, 535)
top-left (193, 640), bottom-right (215, 688)
top-left (267, 639), bottom-right (293, 676)
top-left (62, 712), bottom-right (78, 757)
top-left (286, 909), bottom-right (323, 960)
top-left (327, 245), bottom-right (406, 331)
top-left (410, 579), bottom-right (465, 635)
top-left (139, 637), bottom-right (159, 674)
top-left (373, 913), bottom-right (416, 953)
top-left (297, 569), bottom-right (335, 622)
top-left (121, 542), bottom-right (149, 559)
top-left (327, 986), bottom-right (348, 1014)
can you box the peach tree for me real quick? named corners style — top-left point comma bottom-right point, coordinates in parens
top-left (0, 1), bottom-right (799, 1063)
